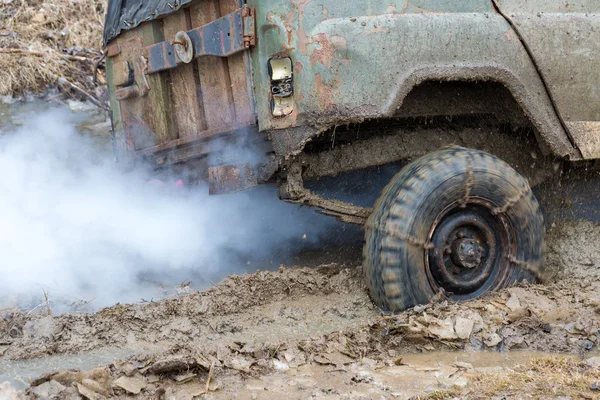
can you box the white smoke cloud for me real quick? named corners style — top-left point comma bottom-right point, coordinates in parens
top-left (0, 105), bottom-right (337, 311)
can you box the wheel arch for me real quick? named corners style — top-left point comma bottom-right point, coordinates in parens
top-left (383, 65), bottom-right (579, 160)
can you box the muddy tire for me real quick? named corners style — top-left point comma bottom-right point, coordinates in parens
top-left (364, 147), bottom-right (544, 313)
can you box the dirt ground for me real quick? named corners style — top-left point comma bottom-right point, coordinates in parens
top-left (1, 219), bottom-right (599, 399)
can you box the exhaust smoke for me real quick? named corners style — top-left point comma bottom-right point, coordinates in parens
top-left (0, 105), bottom-right (339, 312)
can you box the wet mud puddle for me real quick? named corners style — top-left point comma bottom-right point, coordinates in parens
top-left (0, 347), bottom-right (145, 391)
top-left (234, 350), bottom-right (599, 400)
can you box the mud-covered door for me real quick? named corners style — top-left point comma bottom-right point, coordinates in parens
top-left (106, 0), bottom-right (256, 161)
top-left (493, 0), bottom-right (600, 159)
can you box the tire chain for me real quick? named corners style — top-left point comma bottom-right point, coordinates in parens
top-left (506, 255), bottom-right (543, 281)
top-left (366, 221), bottom-right (434, 250)
top-left (461, 153), bottom-right (473, 208)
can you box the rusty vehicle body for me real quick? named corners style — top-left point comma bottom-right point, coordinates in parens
top-left (104, 0), bottom-right (600, 311)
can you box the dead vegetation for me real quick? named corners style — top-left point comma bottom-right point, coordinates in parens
top-left (0, 0), bottom-right (106, 97)
top-left (429, 357), bottom-right (600, 399)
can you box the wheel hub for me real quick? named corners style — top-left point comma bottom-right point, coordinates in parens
top-left (426, 200), bottom-right (513, 297)
top-left (450, 237), bottom-right (484, 269)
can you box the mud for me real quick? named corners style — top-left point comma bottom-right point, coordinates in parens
top-left (0, 219), bottom-right (599, 398)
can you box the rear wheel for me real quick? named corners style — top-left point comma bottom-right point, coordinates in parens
top-left (364, 147), bottom-right (544, 313)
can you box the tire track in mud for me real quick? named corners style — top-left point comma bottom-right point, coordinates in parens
top-left (0, 220), bottom-right (599, 398)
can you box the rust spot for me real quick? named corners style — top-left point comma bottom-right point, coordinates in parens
top-left (504, 28), bottom-right (520, 43)
top-left (295, 61), bottom-right (303, 75)
top-left (294, 0), bottom-right (312, 54)
top-left (314, 73), bottom-right (341, 111)
top-left (309, 34), bottom-right (346, 68)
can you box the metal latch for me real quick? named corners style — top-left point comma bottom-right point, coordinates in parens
top-left (268, 57), bottom-right (294, 117)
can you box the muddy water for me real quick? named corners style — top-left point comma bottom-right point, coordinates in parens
top-left (229, 350), bottom-right (599, 400)
top-left (0, 347), bottom-right (140, 391)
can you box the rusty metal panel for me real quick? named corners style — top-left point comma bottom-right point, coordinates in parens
top-left (249, 0), bottom-right (578, 159)
top-left (208, 163), bottom-right (258, 194)
top-left (106, 1), bottom-right (256, 160)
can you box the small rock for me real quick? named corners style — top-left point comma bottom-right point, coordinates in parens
top-left (454, 317), bottom-right (475, 340)
top-left (30, 380), bottom-right (67, 398)
top-left (428, 317), bottom-right (457, 340)
top-left (388, 349), bottom-right (396, 358)
top-left (413, 305), bottom-right (427, 313)
top-left (114, 375), bottom-right (147, 394)
top-left (81, 379), bottom-right (109, 397)
top-left (484, 333), bottom-right (502, 347)
top-left (273, 359), bottom-right (289, 371)
top-left (591, 383), bottom-right (599, 391)
top-left (225, 357), bottom-right (252, 373)
top-left (0, 345), bottom-right (8, 356)
top-left (121, 363), bottom-right (137, 377)
top-left (77, 383), bottom-right (101, 400)
top-left (0, 382), bottom-right (19, 400)
top-left (505, 294), bottom-right (522, 311)
top-left (22, 316), bottom-right (58, 340)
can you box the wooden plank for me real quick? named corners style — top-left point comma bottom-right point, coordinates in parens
top-left (219, 0), bottom-right (254, 125)
top-left (190, 0), bottom-right (236, 130)
top-left (140, 21), bottom-right (175, 146)
top-left (114, 29), bottom-right (156, 150)
top-left (163, 10), bottom-right (207, 137)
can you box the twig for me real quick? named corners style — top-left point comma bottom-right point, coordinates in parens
top-left (93, 51), bottom-right (106, 85)
top-left (43, 289), bottom-right (52, 315)
top-left (205, 361), bottom-right (215, 392)
top-left (0, 48), bottom-right (88, 62)
top-left (57, 77), bottom-right (108, 111)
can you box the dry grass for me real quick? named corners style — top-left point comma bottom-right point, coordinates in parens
top-left (427, 357), bottom-right (600, 399)
top-left (0, 0), bottom-right (106, 96)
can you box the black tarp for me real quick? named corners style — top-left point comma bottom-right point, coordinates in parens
top-left (103, 0), bottom-right (197, 45)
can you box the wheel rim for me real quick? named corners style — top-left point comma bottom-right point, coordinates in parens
top-left (425, 198), bottom-right (516, 298)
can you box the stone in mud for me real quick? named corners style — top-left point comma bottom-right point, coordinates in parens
top-left (273, 359), bottom-right (290, 371)
top-left (0, 382), bottom-right (20, 400)
top-left (81, 378), bottom-right (110, 397)
top-left (30, 380), bottom-right (66, 398)
top-left (224, 357), bottom-right (253, 373)
top-left (22, 316), bottom-right (59, 340)
top-left (113, 375), bottom-right (147, 394)
top-left (77, 383), bottom-right (101, 400)
top-left (484, 333), bottom-right (502, 347)
top-left (428, 317), bottom-right (457, 340)
top-left (505, 294), bottom-right (522, 311)
top-left (454, 317), bottom-right (475, 340)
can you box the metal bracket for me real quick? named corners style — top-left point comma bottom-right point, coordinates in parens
top-left (144, 7), bottom-right (256, 74)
